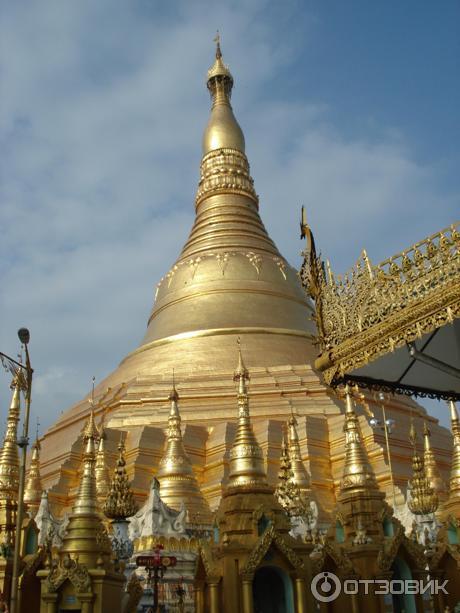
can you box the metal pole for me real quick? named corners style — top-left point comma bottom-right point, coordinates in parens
top-left (381, 402), bottom-right (397, 509)
top-left (10, 342), bottom-right (33, 613)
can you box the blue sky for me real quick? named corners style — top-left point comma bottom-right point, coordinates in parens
top-left (0, 0), bottom-right (458, 432)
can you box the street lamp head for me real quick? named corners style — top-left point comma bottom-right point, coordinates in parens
top-left (369, 417), bottom-right (380, 429)
top-left (17, 328), bottom-right (30, 345)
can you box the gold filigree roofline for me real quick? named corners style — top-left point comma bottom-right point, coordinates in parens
top-left (300, 219), bottom-right (460, 389)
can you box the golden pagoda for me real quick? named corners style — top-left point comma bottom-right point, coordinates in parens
top-left (0, 376), bottom-right (21, 543)
top-left (24, 438), bottom-right (42, 517)
top-left (37, 412), bottom-right (126, 613)
top-left (36, 40), bottom-right (453, 557)
top-left (195, 348), bottom-right (314, 613)
top-left (157, 384), bottom-right (212, 524)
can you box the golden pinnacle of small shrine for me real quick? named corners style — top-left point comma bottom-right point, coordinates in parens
top-left (340, 385), bottom-right (378, 492)
top-left (156, 383), bottom-right (211, 523)
top-left (103, 436), bottom-right (138, 521)
top-left (423, 420), bottom-right (445, 498)
top-left (408, 420), bottom-right (438, 516)
top-left (287, 412), bottom-right (310, 492)
top-left (24, 437), bottom-right (43, 516)
top-left (0, 376), bottom-right (21, 493)
top-left (228, 342), bottom-right (267, 488)
top-left (60, 412), bottom-right (111, 565)
top-left (448, 401), bottom-right (460, 501)
top-left (95, 426), bottom-right (110, 506)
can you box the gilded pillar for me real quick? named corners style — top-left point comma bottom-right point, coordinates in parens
top-left (294, 577), bottom-right (307, 613)
top-left (208, 582), bottom-right (220, 613)
top-left (42, 593), bottom-right (58, 613)
top-left (241, 577), bottom-right (254, 613)
top-left (194, 583), bottom-right (204, 613)
top-left (79, 595), bottom-right (94, 613)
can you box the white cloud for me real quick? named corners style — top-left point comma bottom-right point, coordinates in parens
top-left (0, 0), bottom-right (457, 431)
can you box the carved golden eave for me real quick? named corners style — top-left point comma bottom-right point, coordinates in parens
top-left (300, 220), bottom-right (460, 387)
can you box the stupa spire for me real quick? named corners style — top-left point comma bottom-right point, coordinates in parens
top-left (339, 386), bottom-right (378, 492)
top-left (0, 376), bottom-right (21, 494)
top-left (287, 412), bottom-right (310, 492)
top-left (228, 341), bottom-right (267, 488)
top-left (95, 428), bottom-right (110, 507)
top-left (407, 420), bottom-right (438, 516)
top-left (445, 401), bottom-right (460, 515)
top-left (156, 383), bottom-right (211, 524)
top-left (24, 438), bottom-right (43, 517)
top-left (423, 420), bottom-right (445, 498)
top-left (60, 411), bottom-right (111, 566)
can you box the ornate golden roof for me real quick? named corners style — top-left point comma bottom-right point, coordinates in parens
top-left (228, 344), bottom-right (267, 488)
top-left (104, 437), bottom-right (138, 521)
top-left (24, 438), bottom-right (43, 516)
top-left (301, 219), bottom-right (460, 387)
top-left (156, 385), bottom-right (212, 524)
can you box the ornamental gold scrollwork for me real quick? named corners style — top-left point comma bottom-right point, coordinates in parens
top-left (46, 555), bottom-right (92, 593)
top-left (299, 220), bottom-right (460, 383)
top-left (242, 524), bottom-right (304, 576)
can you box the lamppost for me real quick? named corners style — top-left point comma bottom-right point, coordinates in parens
top-left (0, 328), bottom-right (33, 613)
top-left (136, 544), bottom-right (177, 612)
top-left (369, 392), bottom-right (397, 509)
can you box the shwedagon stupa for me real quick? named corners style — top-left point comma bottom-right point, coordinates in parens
top-left (38, 40), bottom-right (453, 523)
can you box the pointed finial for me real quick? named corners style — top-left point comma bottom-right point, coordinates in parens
top-left (83, 377), bottom-right (100, 441)
top-left (214, 30), bottom-right (222, 58)
top-left (169, 369), bottom-right (179, 402)
top-left (234, 337), bottom-right (249, 394)
top-left (423, 421), bottom-right (431, 450)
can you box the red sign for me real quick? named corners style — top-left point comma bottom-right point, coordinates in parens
top-left (136, 555), bottom-right (177, 568)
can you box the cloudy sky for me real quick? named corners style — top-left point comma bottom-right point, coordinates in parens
top-left (1, 0), bottom-right (459, 433)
